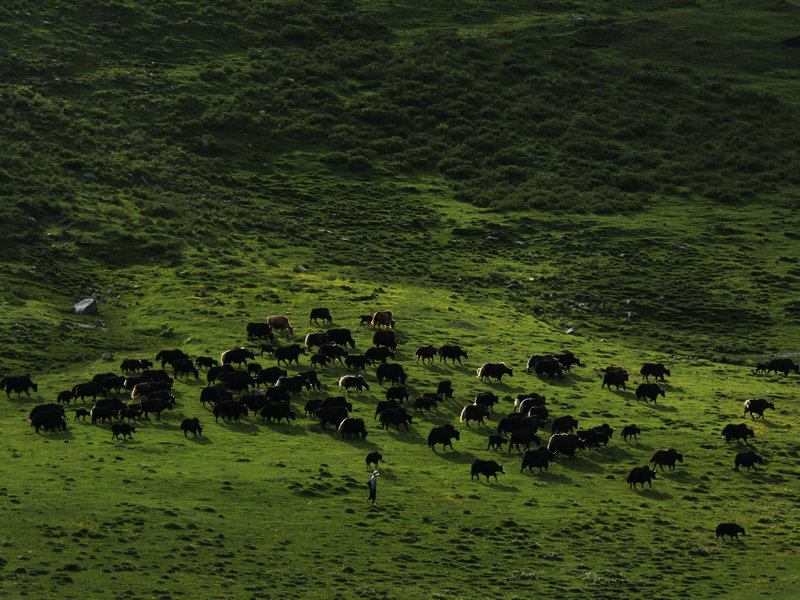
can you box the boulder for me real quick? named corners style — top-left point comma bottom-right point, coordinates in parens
top-left (74, 298), bottom-right (98, 315)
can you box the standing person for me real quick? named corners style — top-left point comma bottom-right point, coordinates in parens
top-left (367, 470), bottom-right (379, 505)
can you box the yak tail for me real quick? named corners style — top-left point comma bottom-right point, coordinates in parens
top-left (476, 367), bottom-right (483, 378)
top-left (459, 406), bottom-right (468, 422)
top-left (0, 378), bottom-right (5, 390)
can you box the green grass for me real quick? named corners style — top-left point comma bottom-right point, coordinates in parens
top-left (1, 0), bottom-right (800, 598)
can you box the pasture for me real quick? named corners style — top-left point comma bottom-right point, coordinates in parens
top-left (1, 281), bottom-right (799, 599)
top-left (2, 0), bottom-right (800, 598)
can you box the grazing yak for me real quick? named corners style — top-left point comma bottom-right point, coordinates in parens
top-left (371, 310), bottom-right (395, 328)
top-left (734, 451), bottom-right (764, 472)
top-left (601, 366), bottom-right (629, 390)
top-left (309, 307), bottom-right (333, 325)
top-left (621, 424), bottom-right (641, 441)
top-left (372, 329), bottom-right (397, 351)
top-left (515, 392), bottom-right (546, 409)
top-left (438, 345), bottom-right (468, 365)
top-left (338, 417), bottom-right (368, 439)
top-left (427, 424), bottom-right (460, 451)
top-left (246, 322), bottom-right (273, 342)
top-left (521, 447), bottom-right (556, 473)
top-left (72, 381), bottom-right (106, 403)
top-left (413, 394), bottom-right (439, 412)
top-left (310, 353), bottom-right (331, 369)
top-left (471, 459), bottom-right (505, 482)
top-left (138, 397), bottom-right (175, 421)
top-left (111, 423), bottom-right (135, 441)
top-left (551, 415), bottom-right (578, 434)
top-left (578, 424), bottom-right (614, 449)
top-left (1, 374), bottom-right (38, 397)
top-left (518, 398), bottom-right (548, 420)
top-left (57, 390), bottom-right (74, 405)
top-left (321, 396), bottom-right (353, 411)
top-left (275, 344), bottom-right (306, 366)
top-left (721, 423), bottom-right (755, 443)
top-left (635, 383), bottom-right (665, 404)
top-left (487, 434), bottom-right (506, 451)
top-left (379, 407), bottom-right (413, 430)
top-left (742, 398), bottom-right (775, 419)
top-left (120, 407), bottom-right (142, 422)
top-left (267, 315), bottom-right (294, 335)
top-left (766, 358), bottom-right (799, 376)
top-left (299, 370), bottom-right (323, 392)
top-left (74, 408), bottom-right (91, 422)
top-left (253, 366), bottom-right (287, 387)
top-left (460, 404), bottom-right (490, 427)
top-left (344, 354), bottom-right (368, 371)
top-left (414, 344), bottom-right (438, 364)
top-left (304, 332), bottom-right (330, 349)
top-left (221, 347), bottom-right (256, 367)
top-left (212, 401), bottom-right (248, 424)
top-left (364, 346), bottom-right (395, 364)
top-left (366, 451), bottom-right (383, 468)
top-left (437, 380), bottom-right (454, 399)
top-left (216, 370), bottom-right (254, 394)
top-left (206, 364), bottom-right (235, 384)
top-left (650, 449), bottom-right (683, 471)
top-left (376, 363), bottom-right (407, 387)
top-left (339, 375), bottom-right (369, 393)
top-left (374, 399), bottom-right (398, 420)
top-left (120, 358), bottom-right (153, 373)
top-left (318, 343), bottom-right (349, 364)
top-left (477, 362), bottom-right (513, 382)
top-left (327, 328), bottom-right (356, 348)
top-left (640, 363), bottom-right (670, 381)
top-left (627, 466), bottom-right (657, 489)
top-left (358, 314), bottom-right (373, 327)
top-left (547, 433), bottom-right (583, 458)
top-left (385, 386), bottom-right (409, 404)
top-left (181, 417), bottom-right (203, 437)
top-left (716, 523), bottom-right (745, 541)
top-left (201, 385), bottom-right (233, 408)
top-left (754, 362), bottom-right (769, 374)
top-left (155, 349), bottom-right (188, 368)
top-left (239, 391), bottom-right (270, 415)
top-left (261, 403), bottom-right (297, 425)
top-left (508, 428), bottom-right (541, 453)
top-left (259, 343), bottom-right (275, 357)
top-left (535, 359), bottom-right (565, 379)
top-left (475, 391), bottom-right (499, 412)
top-left (275, 375), bottom-right (306, 396)
top-left (172, 358), bottom-right (199, 379)
top-left (31, 409), bottom-right (67, 434)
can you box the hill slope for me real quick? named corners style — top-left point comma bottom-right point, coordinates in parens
top-left (1, 1), bottom-right (800, 599)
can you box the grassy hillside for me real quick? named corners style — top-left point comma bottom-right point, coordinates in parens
top-left (1, 1), bottom-right (800, 598)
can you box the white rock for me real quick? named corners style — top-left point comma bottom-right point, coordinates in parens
top-left (74, 298), bottom-right (98, 315)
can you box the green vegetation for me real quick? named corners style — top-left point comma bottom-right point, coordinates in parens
top-left (1, 1), bottom-right (799, 598)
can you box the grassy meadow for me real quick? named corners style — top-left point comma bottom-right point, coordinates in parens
top-left (1, 0), bottom-right (800, 598)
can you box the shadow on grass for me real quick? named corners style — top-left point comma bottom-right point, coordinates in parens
top-left (521, 470), bottom-right (572, 483)
top-left (377, 427), bottom-right (425, 444)
top-left (184, 435), bottom-right (213, 445)
top-left (470, 480), bottom-right (520, 492)
top-left (648, 403), bottom-right (678, 412)
top-left (638, 488), bottom-right (672, 500)
top-left (430, 450), bottom-right (475, 464)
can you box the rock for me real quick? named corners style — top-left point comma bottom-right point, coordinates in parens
top-left (83, 172), bottom-right (98, 180)
top-left (101, 352), bottom-right (113, 361)
top-left (73, 298), bottom-right (98, 315)
top-left (672, 242), bottom-right (688, 251)
top-left (565, 327), bottom-right (578, 335)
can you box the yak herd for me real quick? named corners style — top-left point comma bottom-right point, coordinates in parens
top-left (3, 307), bottom-right (796, 540)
